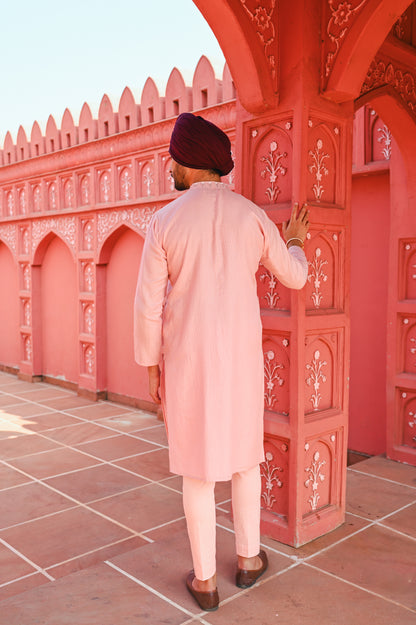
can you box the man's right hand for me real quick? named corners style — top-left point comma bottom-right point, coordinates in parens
top-left (282, 202), bottom-right (309, 246)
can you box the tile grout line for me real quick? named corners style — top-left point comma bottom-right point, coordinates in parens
top-left (0, 459), bottom-right (154, 540)
top-left (376, 521), bottom-right (416, 542)
top-left (348, 466), bottom-right (416, 490)
top-left (0, 537), bottom-right (55, 582)
top-left (304, 561), bottom-right (416, 614)
top-left (104, 560), bottom-right (198, 620)
top-left (0, 571), bottom-right (41, 590)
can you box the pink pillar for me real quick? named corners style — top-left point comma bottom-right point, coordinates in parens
top-left (233, 4), bottom-right (352, 546)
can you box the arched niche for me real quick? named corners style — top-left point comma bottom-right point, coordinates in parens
top-left (165, 68), bottom-right (192, 118)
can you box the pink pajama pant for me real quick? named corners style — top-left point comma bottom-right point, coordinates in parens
top-left (182, 465), bottom-right (261, 580)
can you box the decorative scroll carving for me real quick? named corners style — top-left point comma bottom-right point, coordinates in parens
top-left (33, 185), bottom-right (42, 212)
top-left (0, 224), bottom-right (17, 255)
top-left (324, 0), bottom-right (368, 79)
top-left (99, 171), bottom-right (111, 203)
top-left (240, 0), bottom-right (277, 80)
top-left (361, 58), bottom-right (416, 117)
top-left (143, 166), bottom-right (154, 197)
top-left (83, 302), bottom-right (95, 334)
top-left (259, 266), bottom-right (280, 308)
top-left (97, 207), bottom-right (156, 244)
top-left (64, 179), bottom-right (74, 208)
top-left (263, 337), bottom-right (290, 414)
top-left (82, 262), bottom-right (95, 293)
top-left (377, 124), bottom-right (392, 160)
top-left (32, 217), bottom-right (76, 254)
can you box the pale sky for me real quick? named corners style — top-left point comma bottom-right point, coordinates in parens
top-left (0, 0), bottom-right (225, 143)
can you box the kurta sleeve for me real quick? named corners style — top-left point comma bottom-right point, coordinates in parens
top-left (134, 214), bottom-right (168, 366)
top-left (260, 211), bottom-right (309, 289)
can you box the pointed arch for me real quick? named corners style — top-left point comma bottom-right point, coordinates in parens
top-left (30, 121), bottom-right (45, 157)
top-left (45, 115), bottom-right (60, 153)
top-left (61, 108), bottom-right (78, 148)
top-left (16, 126), bottom-right (30, 161)
top-left (192, 55), bottom-right (222, 109)
top-left (3, 131), bottom-right (16, 165)
top-left (79, 102), bottom-right (97, 143)
top-left (98, 94), bottom-right (118, 138)
top-left (140, 77), bottom-right (165, 124)
top-left (118, 87), bottom-right (139, 131)
top-left (165, 68), bottom-right (192, 118)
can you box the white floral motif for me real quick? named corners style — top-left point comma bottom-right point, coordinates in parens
top-left (264, 350), bottom-right (284, 409)
top-left (19, 189), bottom-right (26, 214)
top-left (24, 336), bottom-right (32, 362)
top-left (121, 168), bottom-right (132, 200)
top-left (307, 248), bottom-right (329, 308)
top-left (83, 221), bottom-right (94, 251)
top-left (22, 229), bottom-right (30, 255)
top-left (260, 141), bottom-right (287, 203)
top-left (309, 139), bottom-right (330, 201)
top-left (261, 451), bottom-right (283, 510)
top-left (84, 344), bottom-right (95, 375)
top-left (84, 264), bottom-right (94, 293)
top-left (143, 167), bottom-right (154, 196)
top-left (33, 186), bottom-right (42, 212)
top-left (7, 191), bottom-right (14, 216)
top-left (408, 411), bottom-right (416, 443)
top-left (304, 450), bottom-right (326, 511)
top-left (101, 172), bottom-right (111, 202)
top-left (377, 125), bottom-right (392, 160)
top-left (84, 304), bottom-right (95, 334)
top-left (81, 176), bottom-right (90, 205)
top-left (49, 183), bottom-right (57, 210)
top-left (23, 264), bottom-right (30, 290)
top-left (306, 350), bottom-right (328, 411)
top-left (24, 300), bottom-right (31, 327)
top-left (64, 180), bottom-right (74, 208)
top-left (259, 266), bottom-right (280, 308)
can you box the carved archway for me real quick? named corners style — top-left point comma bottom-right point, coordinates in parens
top-left (192, 0), bottom-right (278, 113)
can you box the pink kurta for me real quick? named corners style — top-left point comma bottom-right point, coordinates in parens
top-left (134, 182), bottom-right (308, 481)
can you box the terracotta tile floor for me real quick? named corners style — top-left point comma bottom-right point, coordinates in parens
top-left (0, 372), bottom-right (415, 624)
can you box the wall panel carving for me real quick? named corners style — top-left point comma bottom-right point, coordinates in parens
top-left (304, 333), bottom-right (341, 416)
top-left (257, 263), bottom-right (291, 311)
top-left (398, 390), bottom-right (416, 449)
top-left (250, 123), bottom-right (293, 206)
top-left (401, 239), bottom-right (416, 300)
top-left (261, 437), bottom-right (289, 519)
top-left (302, 432), bottom-right (340, 516)
top-left (262, 335), bottom-right (290, 415)
top-left (307, 121), bottom-right (339, 205)
top-left (305, 230), bottom-right (343, 313)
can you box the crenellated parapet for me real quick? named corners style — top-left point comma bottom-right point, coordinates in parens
top-left (0, 56), bottom-right (236, 167)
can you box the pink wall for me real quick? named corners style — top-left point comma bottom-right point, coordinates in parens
top-left (105, 228), bottom-right (146, 400)
top-left (40, 237), bottom-right (78, 383)
top-left (0, 243), bottom-right (19, 367)
top-left (349, 171), bottom-right (390, 455)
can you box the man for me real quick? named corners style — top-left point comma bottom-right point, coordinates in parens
top-left (134, 113), bottom-right (309, 611)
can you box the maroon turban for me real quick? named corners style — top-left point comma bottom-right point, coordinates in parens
top-left (169, 113), bottom-right (234, 177)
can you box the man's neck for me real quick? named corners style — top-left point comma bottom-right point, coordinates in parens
top-left (187, 169), bottom-right (221, 186)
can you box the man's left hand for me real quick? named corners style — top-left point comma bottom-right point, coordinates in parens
top-left (148, 365), bottom-right (161, 404)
